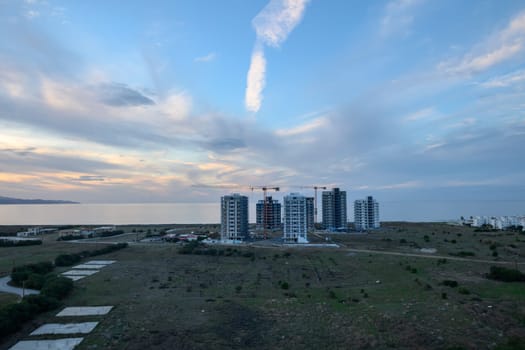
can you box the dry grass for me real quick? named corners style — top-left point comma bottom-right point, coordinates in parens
top-left (1, 222), bottom-right (524, 350)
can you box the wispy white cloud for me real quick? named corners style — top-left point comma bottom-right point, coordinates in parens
top-left (275, 116), bottom-right (327, 136)
top-left (479, 69), bottom-right (525, 88)
top-left (438, 11), bottom-right (525, 75)
top-left (445, 117), bottom-right (476, 129)
top-left (245, 0), bottom-right (309, 113)
top-left (403, 106), bottom-right (435, 122)
top-left (362, 180), bottom-right (423, 190)
top-left (25, 10), bottom-right (40, 19)
top-left (194, 52), bottom-right (216, 63)
top-left (252, 0), bottom-right (309, 47)
top-left (380, 0), bottom-right (422, 38)
top-left (245, 48), bottom-right (266, 113)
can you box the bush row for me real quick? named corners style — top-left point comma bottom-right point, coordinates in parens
top-left (1, 242), bottom-right (126, 339)
top-left (57, 230), bottom-right (124, 241)
top-left (0, 239), bottom-right (42, 247)
top-left (11, 262), bottom-right (54, 287)
top-left (178, 241), bottom-right (254, 258)
top-left (487, 266), bottom-right (525, 282)
top-left (0, 276), bottom-right (73, 338)
top-left (54, 243), bottom-right (128, 267)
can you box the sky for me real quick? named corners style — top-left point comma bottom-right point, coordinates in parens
top-left (1, 0), bottom-right (525, 218)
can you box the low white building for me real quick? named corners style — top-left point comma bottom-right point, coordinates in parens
top-left (93, 226), bottom-right (116, 234)
top-left (17, 227), bottom-right (57, 237)
top-left (464, 215), bottom-right (525, 230)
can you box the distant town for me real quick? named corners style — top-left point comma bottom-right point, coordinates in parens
top-left (221, 188), bottom-right (380, 244)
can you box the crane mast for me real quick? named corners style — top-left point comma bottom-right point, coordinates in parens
top-left (250, 186), bottom-right (279, 239)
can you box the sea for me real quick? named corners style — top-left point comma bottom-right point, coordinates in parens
top-left (0, 200), bottom-right (524, 225)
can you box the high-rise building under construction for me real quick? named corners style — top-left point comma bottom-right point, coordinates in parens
top-left (322, 188), bottom-right (347, 231)
top-left (256, 196), bottom-right (281, 230)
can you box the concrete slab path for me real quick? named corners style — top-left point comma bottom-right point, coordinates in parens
top-left (9, 338), bottom-right (83, 350)
top-left (72, 264), bottom-right (106, 269)
top-left (61, 270), bottom-right (98, 276)
top-left (85, 260), bottom-right (115, 265)
top-left (57, 306), bottom-right (113, 317)
top-left (30, 322), bottom-right (99, 335)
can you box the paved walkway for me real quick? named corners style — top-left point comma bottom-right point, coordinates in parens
top-left (0, 276), bottom-right (39, 297)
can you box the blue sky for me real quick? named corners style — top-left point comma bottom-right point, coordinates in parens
top-left (0, 0), bottom-right (524, 218)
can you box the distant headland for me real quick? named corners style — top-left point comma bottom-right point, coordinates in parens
top-left (0, 196), bottom-right (79, 205)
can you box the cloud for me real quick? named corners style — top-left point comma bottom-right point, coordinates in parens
top-left (97, 83), bottom-right (155, 107)
top-left (245, 48), bottom-right (266, 112)
top-left (74, 175), bottom-right (106, 182)
top-left (438, 11), bottom-right (525, 75)
top-left (25, 10), bottom-right (40, 19)
top-left (245, 0), bottom-right (309, 112)
top-left (194, 52), bottom-right (216, 62)
top-left (380, 0), bottom-right (422, 38)
top-left (275, 116), bottom-right (328, 136)
top-left (0, 147), bottom-right (37, 156)
top-left (479, 69), bottom-right (525, 88)
top-left (206, 138), bottom-right (246, 151)
top-left (403, 107), bottom-right (435, 122)
top-left (252, 0), bottom-right (309, 47)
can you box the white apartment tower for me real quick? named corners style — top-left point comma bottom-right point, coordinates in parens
top-left (220, 193), bottom-right (249, 241)
top-left (354, 196), bottom-right (380, 231)
top-left (283, 193), bottom-right (308, 243)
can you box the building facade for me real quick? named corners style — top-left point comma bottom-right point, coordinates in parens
top-left (322, 188), bottom-right (347, 231)
top-left (283, 193), bottom-right (308, 243)
top-left (256, 196), bottom-right (282, 230)
top-left (306, 197), bottom-right (314, 231)
top-left (220, 193), bottom-right (249, 241)
top-left (354, 196), bottom-right (380, 231)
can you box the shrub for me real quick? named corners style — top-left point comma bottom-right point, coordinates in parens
top-left (458, 287), bottom-right (470, 295)
top-left (242, 251), bottom-right (255, 258)
top-left (11, 262), bottom-right (54, 287)
top-left (437, 258), bottom-right (448, 265)
top-left (495, 336), bottom-right (525, 350)
top-left (450, 251), bottom-right (475, 257)
top-left (55, 253), bottom-right (82, 267)
top-left (41, 275), bottom-right (74, 299)
top-left (441, 280), bottom-right (458, 288)
top-left (0, 239), bottom-right (42, 247)
top-left (0, 294), bottom-right (60, 338)
top-left (486, 266), bottom-right (525, 282)
top-left (24, 273), bottom-right (47, 290)
top-left (280, 282), bottom-right (289, 290)
top-left (178, 241), bottom-right (201, 254)
top-left (89, 243), bottom-right (127, 256)
top-left (57, 234), bottom-right (84, 241)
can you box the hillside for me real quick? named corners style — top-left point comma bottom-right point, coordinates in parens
top-left (0, 196), bottom-right (78, 205)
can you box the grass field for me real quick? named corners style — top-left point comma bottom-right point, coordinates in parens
top-left (1, 222), bottom-right (524, 349)
top-left (0, 292), bottom-right (19, 308)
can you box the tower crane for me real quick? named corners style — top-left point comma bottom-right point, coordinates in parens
top-left (298, 185), bottom-right (327, 225)
top-left (191, 183), bottom-right (279, 239)
top-left (250, 186), bottom-right (280, 239)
